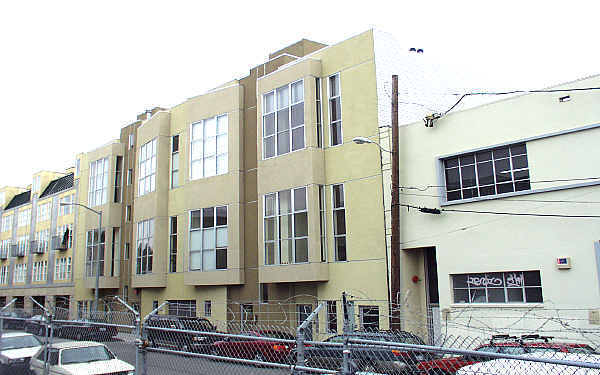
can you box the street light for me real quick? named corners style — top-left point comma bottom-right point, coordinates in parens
top-left (60, 202), bottom-right (102, 311)
top-left (352, 137), bottom-right (392, 153)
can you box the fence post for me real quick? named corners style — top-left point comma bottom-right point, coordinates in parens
top-left (295, 302), bottom-right (324, 374)
top-left (30, 297), bottom-right (51, 375)
top-left (341, 292), bottom-right (353, 375)
top-left (114, 296), bottom-right (142, 375)
top-left (138, 301), bottom-right (168, 375)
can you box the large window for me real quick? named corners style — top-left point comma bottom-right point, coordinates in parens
top-left (190, 114), bottom-right (228, 179)
top-left (452, 271), bottom-right (543, 304)
top-left (138, 139), bottom-right (157, 196)
top-left (34, 229), bottom-right (49, 253)
top-left (18, 208), bottom-right (31, 227)
top-left (169, 216), bottom-right (177, 273)
top-left (189, 206), bottom-right (227, 271)
top-left (167, 300), bottom-right (196, 317)
top-left (56, 224), bottom-right (73, 249)
top-left (262, 80), bottom-right (304, 159)
top-left (14, 264), bottom-right (27, 283)
top-left (89, 158), bottom-right (109, 207)
top-left (0, 240), bottom-right (9, 258)
top-left (16, 236), bottom-right (28, 256)
top-left (1, 215), bottom-right (11, 232)
top-left (444, 143), bottom-right (530, 202)
top-left (264, 187), bottom-right (308, 265)
top-left (136, 219), bottom-right (154, 274)
top-left (332, 184), bottom-right (347, 261)
top-left (85, 229), bottom-right (105, 277)
top-left (171, 135), bottom-right (179, 188)
top-left (37, 203), bottom-right (50, 222)
top-left (60, 195), bottom-right (74, 215)
top-left (328, 74), bottom-right (342, 146)
top-left (0, 266), bottom-right (8, 284)
top-left (32, 261), bottom-right (47, 282)
top-left (55, 257), bottom-right (72, 281)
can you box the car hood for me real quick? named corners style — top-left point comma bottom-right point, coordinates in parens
top-left (456, 353), bottom-right (600, 375)
top-left (1, 346), bottom-right (41, 360)
top-left (61, 359), bottom-right (134, 374)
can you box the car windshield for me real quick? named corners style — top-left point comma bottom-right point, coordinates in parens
top-left (1, 335), bottom-right (42, 350)
top-left (61, 345), bottom-right (115, 365)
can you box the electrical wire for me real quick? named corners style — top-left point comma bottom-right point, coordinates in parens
top-left (398, 176), bottom-right (600, 191)
top-left (398, 191), bottom-right (600, 204)
top-left (401, 204), bottom-right (600, 219)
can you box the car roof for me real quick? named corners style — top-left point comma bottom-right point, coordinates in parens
top-left (1, 331), bottom-right (35, 338)
top-left (48, 341), bottom-right (106, 350)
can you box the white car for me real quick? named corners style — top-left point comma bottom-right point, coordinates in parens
top-left (456, 351), bottom-right (600, 375)
top-left (29, 341), bottom-right (134, 375)
top-left (0, 331), bottom-right (43, 372)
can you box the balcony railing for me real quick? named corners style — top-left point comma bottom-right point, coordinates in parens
top-left (0, 250), bottom-right (7, 260)
top-left (52, 235), bottom-right (68, 251)
top-left (10, 244), bottom-right (25, 257)
top-left (30, 240), bottom-right (45, 254)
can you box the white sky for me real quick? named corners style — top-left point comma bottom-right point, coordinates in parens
top-left (1, 0), bottom-right (598, 188)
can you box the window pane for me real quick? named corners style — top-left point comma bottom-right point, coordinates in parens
top-left (190, 252), bottom-right (202, 270)
top-left (497, 183), bottom-right (514, 194)
top-left (329, 75), bottom-right (339, 97)
top-left (459, 154), bottom-right (475, 165)
top-left (493, 147), bottom-right (509, 159)
top-left (525, 287), bottom-right (543, 302)
top-left (487, 288), bottom-right (505, 303)
top-left (217, 134), bottom-right (227, 153)
top-left (479, 185), bottom-right (495, 196)
top-left (291, 103), bottom-right (304, 127)
top-left (204, 156), bottom-right (216, 177)
top-left (334, 211), bottom-right (346, 235)
top-left (475, 151), bottom-right (492, 162)
top-left (523, 271), bottom-right (541, 286)
top-left (279, 190), bottom-right (291, 214)
top-left (204, 118), bottom-right (216, 137)
top-left (277, 131), bottom-right (290, 155)
top-left (507, 288), bottom-right (524, 302)
top-left (453, 289), bottom-right (468, 303)
top-left (191, 160), bottom-right (203, 179)
top-left (333, 185), bottom-right (344, 208)
top-left (203, 228), bottom-right (215, 249)
top-left (515, 180), bottom-right (531, 191)
top-left (191, 123), bottom-right (202, 140)
top-left (461, 165), bottom-right (476, 187)
top-left (203, 249), bottom-right (216, 270)
top-left (264, 113), bottom-right (275, 136)
top-left (202, 208), bottom-right (214, 228)
top-left (276, 86), bottom-right (289, 109)
top-left (264, 218), bottom-right (276, 241)
top-left (204, 137), bottom-right (216, 156)
top-left (330, 98), bottom-right (341, 122)
top-left (477, 161), bottom-right (494, 186)
top-left (513, 169), bottom-right (530, 180)
top-left (510, 143), bottom-right (526, 155)
top-left (190, 211), bottom-right (201, 230)
top-left (292, 126), bottom-right (304, 151)
top-left (335, 237), bottom-right (346, 261)
top-left (294, 212), bottom-right (308, 237)
top-left (280, 239), bottom-right (292, 264)
top-left (265, 243), bottom-right (275, 265)
top-left (216, 249), bottom-right (227, 269)
top-left (216, 206), bottom-right (227, 226)
top-left (469, 289), bottom-right (486, 303)
top-left (293, 187), bottom-right (307, 211)
top-left (277, 108), bottom-right (290, 132)
top-left (331, 122), bottom-right (342, 146)
top-left (462, 187), bottom-right (478, 199)
top-left (264, 92), bottom-right (274, 113)
top-left (217, 115), bottom-right (228, 135)
top-left (279, 215), bottom-right (292, 239)
top-left (264, 136), bottom-right (275, 158)
top-left (295, 239), bottom-right (308, 263)
top-left (512, 155), bottom-right (528, 169)
top-left (291, 81), bottom-right (303, 103)
top-left (217, 155), bottom-right (227, 175)
top-left (216, 228), bottom-right (228, 247)
top-left (264, 194), bottom-right (276, 216)
top-left (444, 158), bottom-right (458, 168)
top-left (445, 168), bottom-right (460, 191)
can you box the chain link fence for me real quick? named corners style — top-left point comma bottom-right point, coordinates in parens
top-left (2, 294), bottom-right (600, 374)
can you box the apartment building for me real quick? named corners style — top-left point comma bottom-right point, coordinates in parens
top-left (0, 170), bottom-right (77, 313)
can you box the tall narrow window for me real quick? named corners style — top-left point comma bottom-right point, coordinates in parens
top-left (56, 224), bottom-right (73, 249)
top-left (319, 185), bottom-right (327, 262)
top-left (171, 135), bottom-right (180, 188)
top-left (114, 156), bottom-right (123, 203)
top-left (169, 216), bottom-right (177, 273)
top-left (328, 74), bottom-right (342, 146)
top-left (127, 169), bottom-right (132, 185)
top-left (262, 80), bottom-right (305, 159)
top-left (89, 158), bottom-right (109, 207)
top-left (129, 134), bottom-right (134, 149)
top-left (0, 266), bottom-right (8, 284)
top-left (1, 215), bottom-right (12, 232)
top-left (124, 243), bottom-right (130, 260)
top-left (327, 300), bottom-right (337, 333)
top-left (126, 205), bottom-right (131, 222)
top-left (37, 203), bottom-right (50, 222)
top-left (138, 139), bottom-right (157, 196)
top-left (332, 184), bottom-right (347, 261)
top-left (86, 229), bottom-right (105, 277)
top-left (264, 187), bottom-right (308, 265)
top-left (54, 257), bottom-right (72, 281)
top-left (190, 114), bottom-right (228, 179)
top-left (18, 208), bottom-right (31, 227)
top-left (136, 219), bottom-right (154, 275)
top-left (316, 77), bottom-right (323, 148)
top-left (204, 301), bottom-right (212, 317)
top-left (60, 195), bottom-right (73, 215)
top-left (189, 206), bottom-right (227, 271)
top-left (111, 227), bottom-right (120, 277)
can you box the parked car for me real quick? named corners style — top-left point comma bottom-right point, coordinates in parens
top-left (212, 330), bottom-right (296, 363)
top-left (146, 315), bottom-right (218, 353)
top-left (417, 334), bottom-right (599, 375)
top-left (302, 330), bottom-right (433, 374)
top-left (54, 320), bottom-right (119, 341)
top-left (29, 341), bottom-right (134, 375)
top-left (24, 315), bottom-right (48, 337)
top-left (0, 332), bottom-right (43, 374)
top-left (455, 351), bottom-right (600, 375)
top-left (1, 311), bottom-right (29, 330)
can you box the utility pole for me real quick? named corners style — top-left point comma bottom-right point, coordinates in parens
top-left (390, 74), bottom-right (401, 330)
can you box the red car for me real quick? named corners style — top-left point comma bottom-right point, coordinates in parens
top-left (212, 330), bottom-right (296, 363)
top-left (417, 334), bottom-right (597, 375)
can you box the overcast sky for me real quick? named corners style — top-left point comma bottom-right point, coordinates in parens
top-left (1, 0), bottom-right (598, 188)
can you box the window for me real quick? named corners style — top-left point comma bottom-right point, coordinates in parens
top-left (111, 227), bottom-right (120, 277)
top-left (0, 240), bottom-right (10, 258)
top-left (56, 224), bottom-right (73, 249)
top-left (168, 300), bottom-right (196, 317)
top-left (129, 133), bottom-right (134, 149)
top-left (260, 283), bottom-right (269, 303)
top-left (126, 205), bottom-right (132, 222)
top-left (18, 208), bottom-right (31, 227)
top-left (60, 195), bottom-right (73, 215)
top-left (85, 229), bottom-right (105, 277)
top-left (36, 203), bottom-right (50, 222)
top-left (328, 74), bottom-right (342, 146)
top-left (189, 206), bottom-right (227, 271)
top-left (171, 135), bottom-right (179, 188)
top-left (0, 266), bottom-right (8, 284)
top-left (14, 264), bottom-right (27, 283)
top-left (1, 215), bottom-right (12, 232)
top-left (444, 143), bottom-right (530, 202)
top-left (32, 261), bottom-right (48, 282)
top-left (89, 158), bottom-right (109, 207)
top-left (316, 77), bottom-right (323, 148)
top-left (359, 306), bottom-right (379, 331)
top-left (114, 156), bottom-right (123, 203)
top-left (452, 271), bottom-right (543, 304)
top-left (319, 185), bottom-right (327, 262)
top-left (138, 138), bottom-right (157, 196)
top-left (169, 216), bottom-right (177, 273)
top-left (34, 229), bottom-right (49, 253)
top-left (204, 300), bottom-right (211, 317)
top-left (136, 219), bottom-right (154, 274)
top-left (124, 242), bottom-right (130, 260)
top-left (127, 169), bottom-right (133, 185)
top-left (16, 236), bottom-right (28, 256)
top-left (54, 257), bottom-right (72, 281)
top-left (190, 114), bottom-right (228, 180)
top-left (264, 187), bottom-right (308, 265)
top-left (262, 80), bottom-right (304, 159)
top-left (327, 301), bottom-right (337, 333)
top-left (332, 184), bottom-right (347, 261)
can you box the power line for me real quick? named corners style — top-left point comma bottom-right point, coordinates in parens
top-left (398, 176), bottom-right (600, 191)
top-left (401, 204), bottom-right (600, 219)
top-left (398, 191), bottom-right (600, 204)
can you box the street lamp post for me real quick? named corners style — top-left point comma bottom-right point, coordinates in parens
top-left (60, 202), bottom-right (102, 311)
